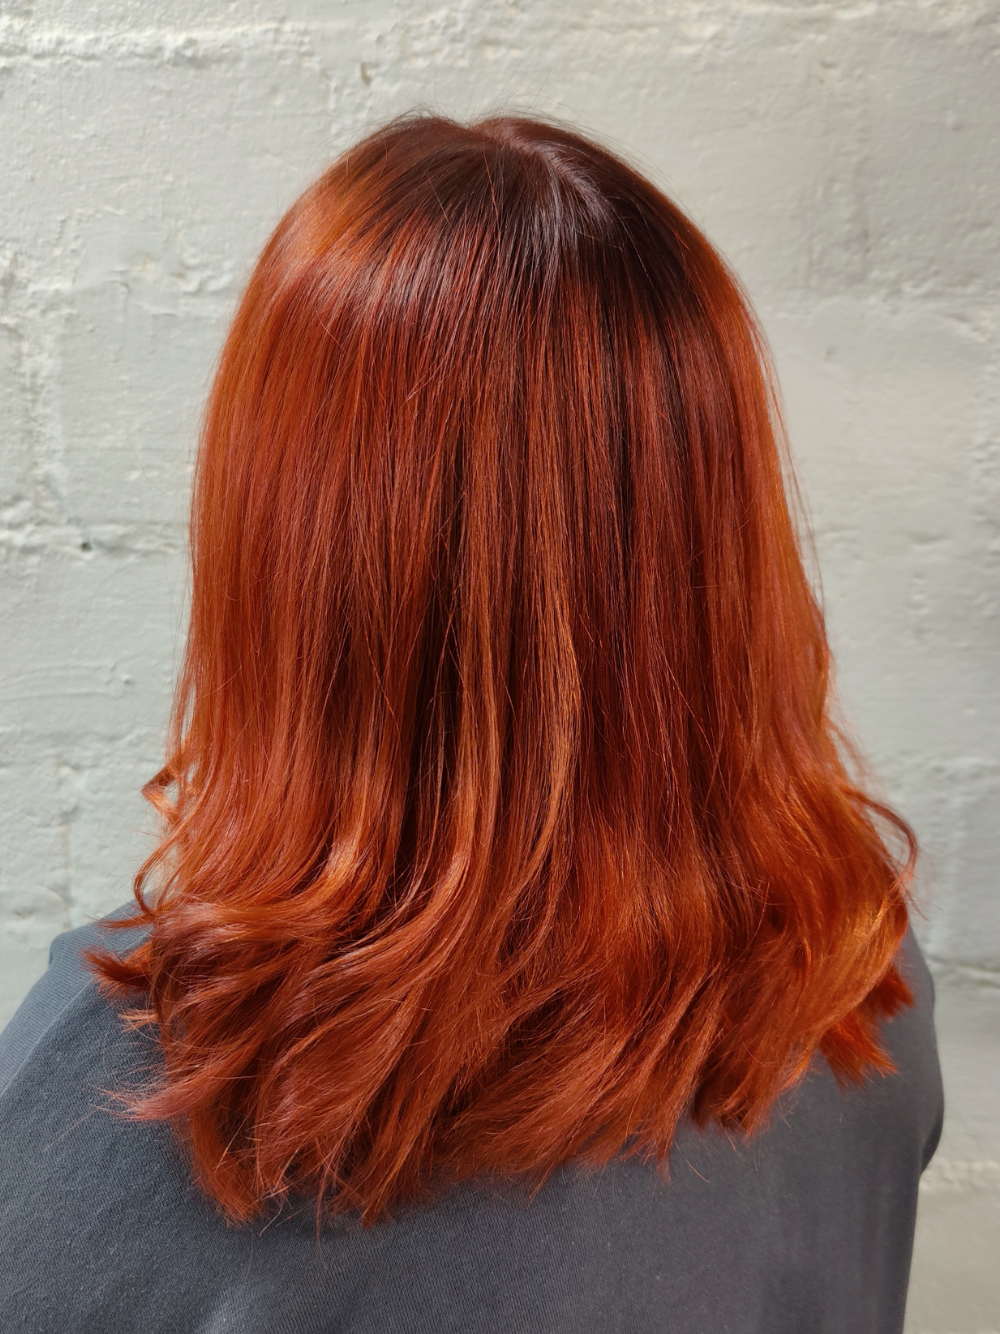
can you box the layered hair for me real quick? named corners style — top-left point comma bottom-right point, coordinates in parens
top-left (94, 113), bottom-right (914, 1224)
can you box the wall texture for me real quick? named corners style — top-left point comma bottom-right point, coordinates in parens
top-left (1, 2), bottom-right (997, 1329)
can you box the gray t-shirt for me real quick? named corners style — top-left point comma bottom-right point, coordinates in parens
top-left (0, 910), bottom-right (942, 1333)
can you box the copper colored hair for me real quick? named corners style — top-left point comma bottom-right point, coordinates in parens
top-left (93, 113), bottom-right (914, 1225)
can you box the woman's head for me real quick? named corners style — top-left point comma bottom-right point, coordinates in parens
top-left (96, 114), bottom-right (912, 1223)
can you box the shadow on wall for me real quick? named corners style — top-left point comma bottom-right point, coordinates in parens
top-left (905, 978), bottom-right (1000, 1334)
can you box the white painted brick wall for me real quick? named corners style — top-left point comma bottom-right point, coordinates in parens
top-left (1, 2), bottom-right (997, 1328)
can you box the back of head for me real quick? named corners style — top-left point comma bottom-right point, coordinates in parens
top-left (95, 113), bottom-right (913, 1224)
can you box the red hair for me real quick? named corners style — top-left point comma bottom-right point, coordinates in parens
top-left (93, 114), bottom-right (913, 1224)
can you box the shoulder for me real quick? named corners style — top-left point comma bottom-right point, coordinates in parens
top-left (0, 905), bottom-right (148, 1099)
top-left (887, 922), bottom-right (945, 1169)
